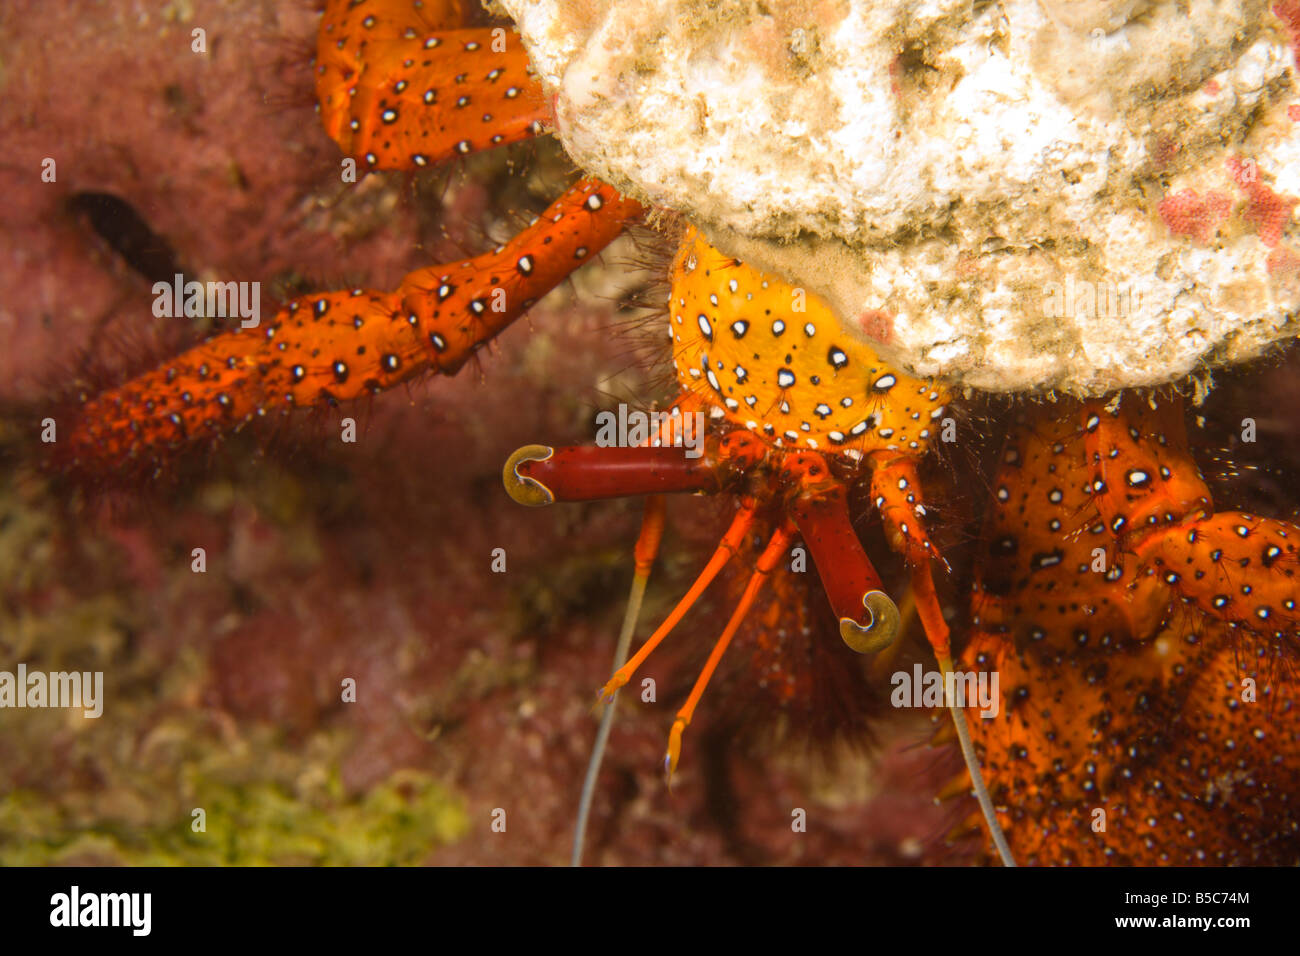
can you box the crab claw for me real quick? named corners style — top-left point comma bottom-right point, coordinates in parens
top-left (839, 590), bottom-right (901, 654)
top-left (502, 443), bottom-right (727, 508)
top-left (502, 444), bottom-right (557, 507)
top-left (785, 455), bottom-right (900, 655)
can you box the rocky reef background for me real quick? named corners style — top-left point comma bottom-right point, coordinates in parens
top-left (0, 0), bottom-right (964, 865)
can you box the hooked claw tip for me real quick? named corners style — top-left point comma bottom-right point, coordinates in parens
top-left (502, 444), bottom-right (556, 506)
top-left (839, 590), bottom-right (901, 654)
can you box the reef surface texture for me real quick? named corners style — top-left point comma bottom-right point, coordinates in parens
top-left (503, 0), bottom-right (1300, 394)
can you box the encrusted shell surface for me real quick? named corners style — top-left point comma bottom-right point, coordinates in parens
top-left (501, 0), bottom-right (1300, 395)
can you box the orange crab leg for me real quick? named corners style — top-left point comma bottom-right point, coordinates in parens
top-left (316, 0), bottom-right (548, 170)
top-left (59, 179), bottom-right (640, 475)
top-left (964, 396), bottom-right (1299, 865)
top-left (1081, 398), bottom-right (1213, 544)
top-left (398, 180), bottom-right (640, 374)
top-left (908, 561), bottom-right (952, 661)
top-left (868, 454), bottom-right (944, 567)
top-left (597, 502), bottom-right (760, 704)
top-left (1082, 398), bottom-right (1299, 641)
top-left (1141, 513), bottom-right (1299, 637)
top-left (633, 495), bottom-right (668, 576)
top-left (865, 453), bottom-right (953, 660)
top-left (665, 522), bottom-right (796, 776)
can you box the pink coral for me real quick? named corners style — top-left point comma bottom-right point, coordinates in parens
top-left (1157, 189), bottom-right (1232, 244)
top-left (1228, 157), bottom-right (1296, 247)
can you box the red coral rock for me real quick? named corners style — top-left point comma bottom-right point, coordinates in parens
top-left (1227, 158), bottom-right (1296, 247)
top-left (1266, 246), bottom-right (1300, 292)
top-left (857, 308), bottom-right (896, 345)
top-left (1275, 1), bottom-right (1300, 66)
top-left (1157, 189), bottom-right (1232, 243)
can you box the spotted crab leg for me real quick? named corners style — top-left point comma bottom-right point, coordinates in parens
top-left (60, 180), bottom-right (640, 474)
top-left (867, 456), bottom-right (937, 559)
top-left (966, 396), bottom-right (1298, 864)
top-left (58, 0), bottom-right (643, 477)
top-left (396, 180), bottom-right (640, 375)
top-left (315, 0), bottom-right (548, 171)
top-left (665, 522), bottom-right (797, 778)
top-left (1143, 514), bottom-right (1298, 636)
top-left (1082, 397), bottom-right (1299, 642)
top-left (861, 451), bottom-right (1015, 864)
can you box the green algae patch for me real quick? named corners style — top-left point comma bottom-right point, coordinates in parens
top-left (0, 766), bottom-right (468, 866)
top-left (0, 471), bottom-right (469, 867)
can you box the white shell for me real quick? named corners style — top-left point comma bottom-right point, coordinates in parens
top-left (502, 0), bottom-right (1300, 394)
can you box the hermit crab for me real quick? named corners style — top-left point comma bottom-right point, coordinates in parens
top-left (42, 0), bottom-right (1300, 866)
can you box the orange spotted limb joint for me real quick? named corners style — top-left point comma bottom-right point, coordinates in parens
top-left (59, 179), bottom-right (640, 475)
top-left (315, 0), bottom-right (547, 171)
